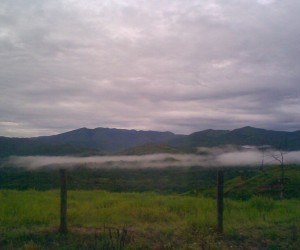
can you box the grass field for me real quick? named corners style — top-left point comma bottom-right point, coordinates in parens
top-left (0, 190), bottom-right (299, 249)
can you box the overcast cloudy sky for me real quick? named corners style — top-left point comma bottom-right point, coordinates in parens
top-left (1, 0), bottom-right (299, 137)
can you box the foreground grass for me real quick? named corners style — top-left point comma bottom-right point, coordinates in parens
top-left (0, 190), bottom-right (299, 249)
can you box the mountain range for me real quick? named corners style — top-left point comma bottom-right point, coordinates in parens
top-left (0, 126), bottom-right (300, 157)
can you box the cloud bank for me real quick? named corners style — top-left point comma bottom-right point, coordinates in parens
top-left (1, 0), bottom-right (300, 136)
top-left (7, 148), bottom-right (300, 169)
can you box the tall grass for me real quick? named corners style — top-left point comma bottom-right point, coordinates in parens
top-left (0, 190), bottom-right (59, 229)
top-left (0, 190), bottom-right (299, 249)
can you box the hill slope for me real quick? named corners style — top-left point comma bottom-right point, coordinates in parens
top-left (0, 127), bottom-right (181, 157)
top-left (37, 127), bottom-right (181, 153)
top-left (0, 136), bottom-right (91, 157)
top-left (1, 126), bottom-right (300, 157)
top-left (224, 165), bottom-right (300, 199)
top-left (119, 142), bottom-right (181, 155)
top-left (169, 126), bottom-right (300, 151)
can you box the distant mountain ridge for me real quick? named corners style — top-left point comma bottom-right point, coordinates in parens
top-left (0, 127), bottom-right (182, 157)
top-left (0, 126), bottom-right (299, 157)
top-left (37, 127), bottom-right (182, 153)
top-left (170, 126), bottom-right (300, 151)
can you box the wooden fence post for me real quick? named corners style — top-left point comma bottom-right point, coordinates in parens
top-left (59, 169), bottom-right (68, 234)
top-left (217, 170), bottom-right (224, 233)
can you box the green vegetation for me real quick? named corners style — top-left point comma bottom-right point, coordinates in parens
top-left (225, 165), bottom-right (300, 200)
top-left (0, 164), bottom-right (258, 194)
top-left (0, 190), bottom-right (299, 249)
top-left (0, 163), bottom-right (299, 248)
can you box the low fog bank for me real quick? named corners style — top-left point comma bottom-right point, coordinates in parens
top-left (5, 146), bottom-right (300, 169)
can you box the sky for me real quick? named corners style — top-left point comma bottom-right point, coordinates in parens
top-left (1, 0), bottom-right (300, 137)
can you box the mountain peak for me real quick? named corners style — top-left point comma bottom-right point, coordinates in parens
top-left (231, 126), bottom-right (267, 134)
top-left (234, 126), bottom-right (260, 131)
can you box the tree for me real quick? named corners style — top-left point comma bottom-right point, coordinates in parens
top-left (270, 150), bottom-right (288, 199)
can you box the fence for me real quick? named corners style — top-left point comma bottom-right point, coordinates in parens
top-left (58, 169), bottom-right (225, 234)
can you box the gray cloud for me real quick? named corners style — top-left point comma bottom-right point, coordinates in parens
top-left (0, 0), bottom-right (300, 137)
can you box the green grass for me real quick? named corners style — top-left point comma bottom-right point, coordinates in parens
top-left (224, 165), bottom-right (300, 200)
top-left (0, 190), bottom-right (299, 249)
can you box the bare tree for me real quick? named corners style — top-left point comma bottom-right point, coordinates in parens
top-left (270, 150), bottom-right (288, 199)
